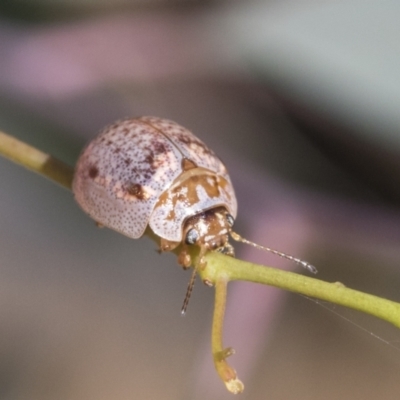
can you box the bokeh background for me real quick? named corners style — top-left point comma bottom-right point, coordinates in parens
top-left (1, 1), bottom-right (400, 399)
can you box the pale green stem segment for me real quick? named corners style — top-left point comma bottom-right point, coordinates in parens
top-left (212, 278), bottom-right (244, 394)
top-left (0, 131), bottom-right (74, 190)
top-left (201, 252), bottom-right (400, 330)
top-left (202, 252), bottom-right (400, 393)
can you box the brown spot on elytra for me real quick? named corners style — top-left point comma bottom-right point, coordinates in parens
top-left (124, 158), bottom-right (132, 166)
top-left (145, 154), bottom-right (154, 164)
top-left (152, 142), bottom-right (167, 154)
top-left (126, 183), bottom-right (147, 200)
top-left (109, 123), bottom-right (119, 131)
top-left (88, 166), bottom-right (99, 179)
top-left (177, 134), bottom-right (215, 157)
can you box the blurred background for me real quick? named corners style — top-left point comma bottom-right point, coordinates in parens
top-left (1, 0), bottom-right (400, 399)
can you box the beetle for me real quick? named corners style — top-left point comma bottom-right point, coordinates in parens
top-left (73, 117), bottom-right (239, 310)
top-left (73, 117), bottom-right (315, 312)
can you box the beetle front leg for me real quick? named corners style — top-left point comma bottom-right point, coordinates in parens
top-left (178, 245), bottom-right (192, 269)
top-left (159, 237), bottom-right (180, 253)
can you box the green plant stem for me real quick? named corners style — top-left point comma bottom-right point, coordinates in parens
top-left (212, 278), bottom-right (244, 394)
top-left (0, 131), bottom-right (74, 189)
top-left (200, 252), bottom-right (400, 329)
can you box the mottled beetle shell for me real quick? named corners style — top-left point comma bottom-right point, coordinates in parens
top-left (73, 117), bottom-right (237, 242)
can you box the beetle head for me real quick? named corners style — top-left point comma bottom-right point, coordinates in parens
top-left (182, 206), bottom-right (235, 255)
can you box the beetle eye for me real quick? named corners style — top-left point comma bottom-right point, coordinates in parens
top-left (226, 213), bottom-right (235, 227)
top-left (185, 228), bottom-right (199, 245)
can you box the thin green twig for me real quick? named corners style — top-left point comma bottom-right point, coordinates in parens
top-left (212, 278), bottom-right (244, 394)
top-left (0, 131), bottom-right (74, 189)
top-left (200, 252), bottom-right (400, 329)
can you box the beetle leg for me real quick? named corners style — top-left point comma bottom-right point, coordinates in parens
top-left (216, 242), bottom-right (235, 257)
top-left (178, 245), bottom-right (192, 269)
top-left (159, 237), bottom-right (180, 253)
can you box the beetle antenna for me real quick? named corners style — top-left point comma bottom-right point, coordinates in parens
top-left (230, 231), bottom-right (317, 274)
top-left (181, 268), bottom-right (197, 315)
top-left (181, 246), bottom-right (209, 315)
